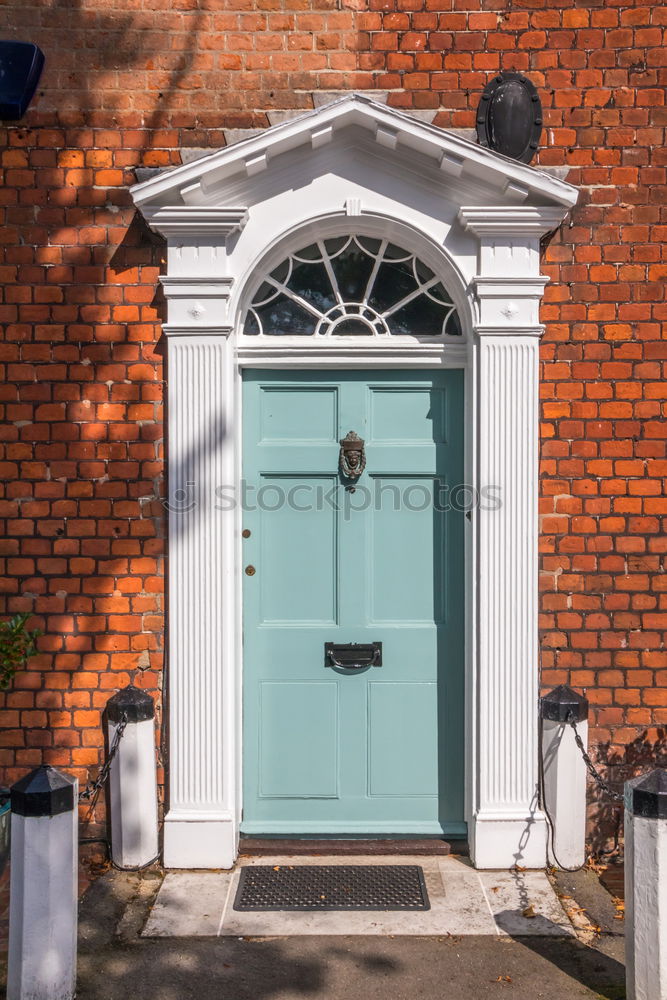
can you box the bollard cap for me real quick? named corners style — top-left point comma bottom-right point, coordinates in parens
top-left (11, 764), bottom-right (76, 817)
top-left (107, 684), bottom-right (155, 724)
top-left (625, 769), bottom-right (667, 820)
top-left (540, 684), bottom-right (589, 723)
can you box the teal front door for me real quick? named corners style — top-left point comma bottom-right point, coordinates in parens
top-left (242, 370), bottom-right (465, 836)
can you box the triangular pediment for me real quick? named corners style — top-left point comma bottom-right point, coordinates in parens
top-left (131, 94), bottom-right (577, 216)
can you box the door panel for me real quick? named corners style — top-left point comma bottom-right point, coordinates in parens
top-left (369, 385), bottom-right (447, 443)
top-left (368, 681), bottom-right (439, 797)
top-left (242, 369), bottom-right (465, 835)
top-left (259, 681), bottom-right (339, 798)
top-left (368, 477), bottom-right (447, 624)
top-left (259, 475), bottom-right (338, 624)
top-left (260, 385), bottom-right (338, 442)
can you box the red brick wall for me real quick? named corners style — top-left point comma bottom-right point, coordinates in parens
top-left (1, 0), bottom-right (665, 846)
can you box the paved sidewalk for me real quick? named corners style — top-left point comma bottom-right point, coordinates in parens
top-left (75, 863), bottom-right (626, 1000)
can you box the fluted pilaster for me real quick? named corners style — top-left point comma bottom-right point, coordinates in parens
top-left (163, 332), bottom-right (237, 868)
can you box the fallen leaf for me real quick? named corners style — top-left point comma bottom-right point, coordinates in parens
top-left (273, 865), bottom-right (280, 871)
top-left (522, 905), bottom-right (536, 918)
top-left (491, 886), bottom-right (500, 893)
top-left (493, 975), bottom-right (512, 983)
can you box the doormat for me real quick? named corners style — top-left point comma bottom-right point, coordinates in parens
top-left (233, 864), bottom-right (430, 911)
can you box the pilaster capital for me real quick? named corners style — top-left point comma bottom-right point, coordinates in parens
top-left (470, 273), bottom-right (549, 331)
top-left (159, 275), bottom-right (235, 333)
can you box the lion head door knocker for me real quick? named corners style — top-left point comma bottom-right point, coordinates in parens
top-left (339, 430), bottom-right (366, 482)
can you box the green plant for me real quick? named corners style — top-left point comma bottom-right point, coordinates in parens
top-left (0, 614), bottom-right (41, 690)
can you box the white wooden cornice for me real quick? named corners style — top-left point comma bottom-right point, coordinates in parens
top-left (236, 338), bottom-right (468, 367)
top-left (458, 206), bottom-right (569, 238)
top-left (160, 276), bottom-right (234, 295)
top-left (473, 324), bottom-right (544, 337)
top-left (162, 324), bottom-right (234, 337)
top-left (143, 206), bottom-right (249, 239)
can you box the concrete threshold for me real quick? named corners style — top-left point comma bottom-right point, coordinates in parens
top-left (142, 855), bottom-right (574, 939)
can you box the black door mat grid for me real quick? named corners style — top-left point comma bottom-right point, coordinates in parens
top-left (233, 864), bottom-right (430, 912)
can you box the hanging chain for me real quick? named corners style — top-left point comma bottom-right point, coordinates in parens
top-left (566, 711), bottom-right (624, 803)
top-left (79, 712), bottom-right (128, 804)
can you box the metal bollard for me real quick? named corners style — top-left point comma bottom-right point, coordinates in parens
top-left (7, 765), bottom-right (77, 1000)
top-left (540, 684), bottom-right (589, 869)
top-left (107, 684), bottom-right (159, 869)
top-left (625, 769), bottom-right (667, 1000)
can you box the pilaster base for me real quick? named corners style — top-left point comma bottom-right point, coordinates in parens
top-left (163, 812), bottom-right (238, 869)
top-left (470, 810), bottom-right (547, 869)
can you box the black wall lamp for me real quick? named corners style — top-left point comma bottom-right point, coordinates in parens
top-left (0, 41), bottom-right (45, 120)
top-left (476, 72), bottom-right (543, 164)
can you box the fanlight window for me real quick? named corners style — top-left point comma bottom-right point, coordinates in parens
top-left (243, 236), bottom-right (461, 337)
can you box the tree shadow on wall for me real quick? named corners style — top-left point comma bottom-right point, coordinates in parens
top-left (19, 0), bottom-right (207, 137)
top-left (587, 728), bottom-right (667, 855)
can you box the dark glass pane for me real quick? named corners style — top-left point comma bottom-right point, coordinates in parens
top-left (287, 261), bottom-right (336, 312)
top-left (293, 243), bottom-right (323, 262)
top-left (368, 258), bottom-right (418, 313)
top-left (445, 310), bottom-right (462, 336)
top-left (427, 282), bottom-right (453, 305)
top-left (356, 236), bottom-right (382, 255)
top-left (332, 318), bottom-right (372, 335)
top-left (324, 236), bottom-right (350, 257)
top-left (384, 243), bottom-right (412, 261)
top-left (252, 281), bottom-right (280, 306)
top-left (388, 295), bottom-right (448, 336)
top-left (244, 310), bottom-right (260, 335)
top-left (254, 294), bottom-right (317, 336)
top-left (330, 247), bottom-right (375, 301)
top-left (414, 258), bottom-right (435, 283)
top-left (269, 259), bottom-right (291, 283)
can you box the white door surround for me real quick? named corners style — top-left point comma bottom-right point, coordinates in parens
top-left (131, 95), bottom-right (578, 870)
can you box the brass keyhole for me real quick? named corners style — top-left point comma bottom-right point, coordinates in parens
top-left (245, 565), bottom-right (256, 576)
top-left (242, 529), bottom-right (251, 538)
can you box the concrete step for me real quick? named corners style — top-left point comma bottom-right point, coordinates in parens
top-left (239, 837), bottom-right (467, 857)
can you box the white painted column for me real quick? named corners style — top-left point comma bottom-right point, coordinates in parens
top-left (460, 206), bottom-right (567, 869)
top-left (8, 765), bottom-right (78, 1000)
top-left (107, 685), bottom-right (159, 869)
top-left (147, 207), bottom-right (247, 868)
top-left (625, 770), bottom-right (667, 1000)
top-left (540, 685), bottom-right (589, 868)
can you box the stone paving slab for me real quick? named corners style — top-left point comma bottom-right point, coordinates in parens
top-left (143, 856), bottom-right (574, 938)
